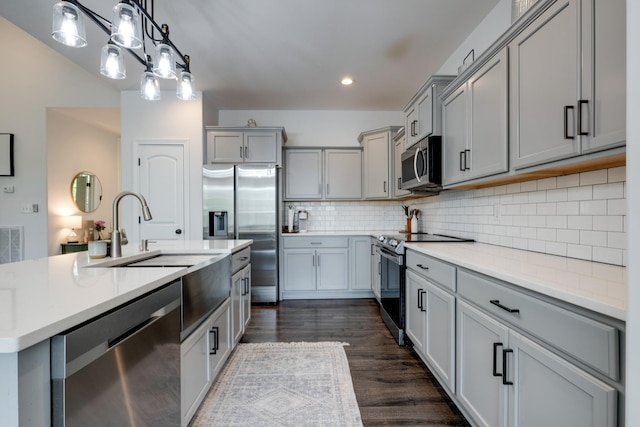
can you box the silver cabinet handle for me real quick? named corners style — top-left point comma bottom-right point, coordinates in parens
top-left (240, 146), bottom-right (243, 158)
top-left (383, 181), bottom-right (387, 193)
top-left (244, 146), bottom-right (249, 158)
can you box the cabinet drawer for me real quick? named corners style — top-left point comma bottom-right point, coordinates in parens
top-left (231, 247), bottom-right (251, 273)
top-left (282, 236), bottom-right (349, 249)
top-left (457, 269), bottom-right (619, 380)
top-left (406, 250), bottom-right (456, 292)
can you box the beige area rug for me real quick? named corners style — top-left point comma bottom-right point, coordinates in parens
top-left (191, 342), bottom-right (363, 427)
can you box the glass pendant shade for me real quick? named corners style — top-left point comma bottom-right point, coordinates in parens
top-left (111, 3), bottom-right (143, 49)
top-left (140, 71), bottom-right (160, 100)
top-left (153, 43), bottom-right (177, 79)
top-left (176, 71), bottom-right (195, 100)
top-left (52, 1), bottom-right (87, 48)
top-left (100, 44), bottom-right (126, 79)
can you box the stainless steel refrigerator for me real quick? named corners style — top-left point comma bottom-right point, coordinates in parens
top-left (203, 164), bottom-right (279, 303)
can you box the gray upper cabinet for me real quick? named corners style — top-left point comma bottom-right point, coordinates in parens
top-left (205, 127), bottom-right (287, 165)
top-left (393, 128), bottom-right (411, 198)
top-left (284, 148), bottom-right (362, 200)
top-left (403, 76), bottom-right (455, 149)
top-left (359, 126), bottom-right (401, 200)
top-left (443, 48), bottom-right (509, 186)
top-left (325, 149), bottom-right (362, 200)
top-left (580, 0), bottom-right (626, 153)
top-left (510, 0), bottom-right (625, 169)
top-left (285, 149), bottom-right (323, 200)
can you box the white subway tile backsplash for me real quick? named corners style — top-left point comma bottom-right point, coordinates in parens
top-left (294, 167), bottom-right (625, 266)
top-left (580, 169), bottom-right (608, 186)
top-left (557, 174), bottom-right (580, 188)
top-left (607, 166), bottom-right (626, 183)
top-left (567, 186), bottom-right (593, 201)
top-left (593, 182), bottom-right (624, 200)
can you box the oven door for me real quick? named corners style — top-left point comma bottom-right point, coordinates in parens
top-left (376, 246), bottom-right (406, 345)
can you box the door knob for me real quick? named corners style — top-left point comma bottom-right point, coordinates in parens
top-left (175, 229), bottom-right (182, 234)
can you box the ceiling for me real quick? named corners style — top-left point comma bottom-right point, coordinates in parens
top-left (1, 0), bottom-right (500, 112)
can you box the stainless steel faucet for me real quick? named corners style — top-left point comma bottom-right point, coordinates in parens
top-left (111, 191), bottom-right (153, 258)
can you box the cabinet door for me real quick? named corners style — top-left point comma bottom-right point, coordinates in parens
top-left (424, 282), bottom-right (456, 392)
top-left (405, 103), bottom-right (418, 148)
top-left (350, 237), bottom-right (372, 290)
top-left (580, 0), bottom-right (626, 153)
top-left (507, 331), bottom-right (617, 427)
top-left (244, 132), bottom-right (278, 163)
top-left (457, 300), bottom-right (509, 427)
top-left (442, 85), bottom-right (469, 186)
top-left (206, 132), bottom-right (244, 163)
top-left (510, 0), bottom-right (580, 169)
top-left (181, 317), bottom-right (212, 426)
top-left (242, 265), bottom-right (251, 330)
top-left (405, 270), bottom-right (426, 352)
top-left (468, 48), bottom-right (509, 180)
top-left (283, 250), bottom-right (316, 290)
top-left (325, 149), bottom-right (362, 199)
top-left (210, 302), bottom-right (231, 379)
top-left (231, 270), bottom-right (243, 344)
top-left (285, 150), bottom-right (323, 199)
top-left (416, 85), bottom-right (434, 140)
top-left (393, 137), bottom-right (411, 197)
top-left (316, 249), bottom-right (349, 290)
top-left (363, 132), bottom-right (390, 199)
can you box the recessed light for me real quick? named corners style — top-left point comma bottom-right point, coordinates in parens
top-left (341, 77), bottom-right (353, 86)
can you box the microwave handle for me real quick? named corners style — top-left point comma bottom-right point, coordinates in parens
top-left (414, 146), bottom-right (422, 183)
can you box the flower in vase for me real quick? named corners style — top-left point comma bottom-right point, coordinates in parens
top-left (95, 220), bottom-right (106, 240)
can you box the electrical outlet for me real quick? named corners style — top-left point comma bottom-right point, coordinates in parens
top-left (493, 204), bottom-right (501, 223)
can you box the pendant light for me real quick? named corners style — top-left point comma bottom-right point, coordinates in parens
top-left (111, 1), bottom-right (143, 49)
top-left (141, 59), bottom-right (160, 101)
top-left (177, 70), bottom-right (195, 100)
top-left (51, 1), bottom-right (87, 48)
top-left (100, 43), bottom-right (126, 79)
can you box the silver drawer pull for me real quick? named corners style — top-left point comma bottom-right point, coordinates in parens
top-left (310, 242), bottom-right (322, 245)
top-left (490, 299), bottom-right (520, 313)
top-left (416, 264), bottom-right (429, 270)
top-left (239, 256), bottom-right (249, 261)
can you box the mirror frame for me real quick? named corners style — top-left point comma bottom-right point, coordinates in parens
top-left (70, 171), bottom-right (103, 213)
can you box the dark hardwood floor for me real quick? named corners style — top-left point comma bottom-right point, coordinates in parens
top-left (241, 299), bottom-right (470, 426)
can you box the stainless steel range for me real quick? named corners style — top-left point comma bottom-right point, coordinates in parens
top-left (374, 233), bottom-right (473, 346)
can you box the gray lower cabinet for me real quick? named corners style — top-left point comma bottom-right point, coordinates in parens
top-left (406, 271), bottom-right (456, 393)
top-left (181, 298), bottom-right (231, 427)
top-left (457, 300), bottom-right (616, 427)
top-left (281, 236), bottom-right (374, 299)
top-left (231, 264), bottom-right (251, 345)
top-left (371, 238), bottom-right (381, 300)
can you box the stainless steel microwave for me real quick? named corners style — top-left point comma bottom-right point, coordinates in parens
top-left (400, 135), bottom-right (442, 191)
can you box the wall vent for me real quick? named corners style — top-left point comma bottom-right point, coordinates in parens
top-left (0, 226), bottom-right (23, 264)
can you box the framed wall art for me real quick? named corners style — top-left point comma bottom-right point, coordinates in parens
top-left (0, 133), bottom-right (15, 176)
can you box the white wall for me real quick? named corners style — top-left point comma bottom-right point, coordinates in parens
top-left (46, 109), bottom-right (120, 256)
top-left (120, 91), bottom-right (204, 242)
top-left (218, 110), bottom-right (403, 147)
top-left (0, 17), bottom-right (119, 260)
top-left (626, 0), bottom-right (638, 424)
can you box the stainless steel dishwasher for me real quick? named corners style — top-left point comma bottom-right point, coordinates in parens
top-left (51, 281), bottom-right (181, 427)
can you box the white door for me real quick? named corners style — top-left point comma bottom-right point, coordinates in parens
top-left (138, 143), bottom-right (186, 240)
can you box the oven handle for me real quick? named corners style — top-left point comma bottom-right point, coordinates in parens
top-left (376, 246), bottom-right (402, 263)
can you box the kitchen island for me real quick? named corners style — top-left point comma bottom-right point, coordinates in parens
top-left (0, 239), bottom-right (251, 427)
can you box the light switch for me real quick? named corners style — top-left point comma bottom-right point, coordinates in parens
top-left (2, 185), bottom-right (14, 193)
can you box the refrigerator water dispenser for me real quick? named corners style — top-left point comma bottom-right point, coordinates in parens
top-left (209, 211), bottom-right (228, 238)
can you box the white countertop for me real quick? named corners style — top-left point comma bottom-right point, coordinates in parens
top-left (281, 230), bottom-right (394, 237)
top-left (405, 242), bottom-right (626, 321)
top-left (0, 240), bottom-right (252, 353)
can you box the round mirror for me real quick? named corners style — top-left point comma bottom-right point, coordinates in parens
top-left (70, 172), bottom-right (103, 213)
